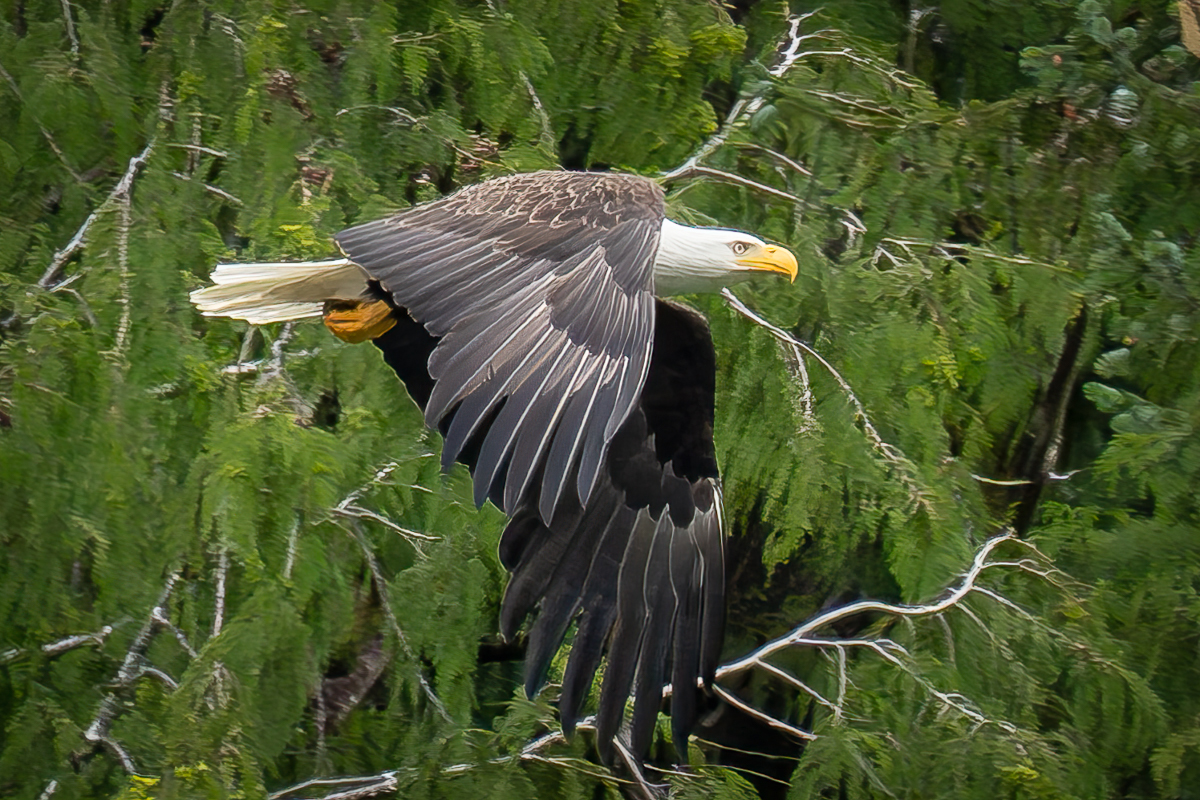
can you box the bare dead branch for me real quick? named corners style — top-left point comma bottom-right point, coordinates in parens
top-left (0, 625), bottom-right (115, 664)
top-left (719, 531), bottom-right (1017, 678)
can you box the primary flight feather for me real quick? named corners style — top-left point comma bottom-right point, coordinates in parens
top-left (192, 170), bottom-right (797, 762)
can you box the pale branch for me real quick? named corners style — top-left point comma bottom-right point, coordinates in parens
top-left (336, 462), bottom-right (402, 510)
top-left (284, 517), bottom-right (302, 581)
top-left (522, 74), bottom-right (556, 151)
top-left (212, 548), bottom-right (229, 638)
top-left (790, 637), bottom-right (1016, 733)
top-left (612, 739), bottom-right (659, 800)
top-left (138, 664), bottom-right (179, 690)
top-left (722, 288), bottom-right (933, 513)
top-left (347, 520), bottom-right (452, 722)
top-left (40, 140), bottom-right (156, 289)
top-left (166, 142), bottom-right (229, 158)
top-left (314, 680), bottom-right (329, 773)
top-left (58, 286), bottom-right (99, 327)
top-left (151, 607), bottom-right (198, 658)
top-left (255, 322), bottom-right (313, 420)
top-left (753, 658), bottom-right (841, 715)
top-left (269, 773), bottom-right (400, 800)
top-left (718, 531), bottom-right (1018, 678)
top-left (269, 717), bottom-right (645, 800)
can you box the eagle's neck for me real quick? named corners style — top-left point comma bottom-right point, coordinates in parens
top-left (652, 219), bottom-right (751, 297)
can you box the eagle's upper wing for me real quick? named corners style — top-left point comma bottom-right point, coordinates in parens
top-left (335, 171), bottom-right (663, 522)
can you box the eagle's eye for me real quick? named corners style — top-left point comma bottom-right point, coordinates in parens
top-left (731, 241), bottom-right (750, 255)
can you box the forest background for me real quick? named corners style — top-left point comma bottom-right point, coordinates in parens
top-left (2, 0), bottom-right (1200, 798)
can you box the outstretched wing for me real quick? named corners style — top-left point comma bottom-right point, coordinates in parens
top-left (497, 300), bottom-right (725, 761)
top-left (335, 171), bottom-right (663, 521)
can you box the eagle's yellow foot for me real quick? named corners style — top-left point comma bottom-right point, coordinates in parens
top-left (323, 299), bottom-right (397, 343)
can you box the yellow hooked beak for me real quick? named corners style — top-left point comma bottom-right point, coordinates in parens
top-left (737, 244), bottom-right (798, 282)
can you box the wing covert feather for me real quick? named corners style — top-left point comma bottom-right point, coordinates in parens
top-left (336, 172), bottom-right (664, 519)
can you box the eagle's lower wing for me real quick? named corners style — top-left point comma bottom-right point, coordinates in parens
top-left (497, 300), bottom-right (725, 761)
top-left (335, 172), bottom-right (663, 521)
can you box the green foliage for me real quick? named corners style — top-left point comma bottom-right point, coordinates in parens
top-left (2, 1), bottom-right (1200, 798)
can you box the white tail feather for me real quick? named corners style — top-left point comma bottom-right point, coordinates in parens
top-left (190, 258), bottom-right (370, 324)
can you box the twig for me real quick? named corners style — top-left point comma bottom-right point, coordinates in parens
top-left (711, 685), bottom-right (817, 741)
top-left (722, 288), bottom-right (933, 514)
top-left (170, 172), bottom-right (244, 205)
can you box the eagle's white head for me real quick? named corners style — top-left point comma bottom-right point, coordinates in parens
top-left (651, 219), bottom-right (798, 296)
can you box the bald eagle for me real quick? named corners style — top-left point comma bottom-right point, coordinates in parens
top-left (191, 171), bottom-right (797, 762)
